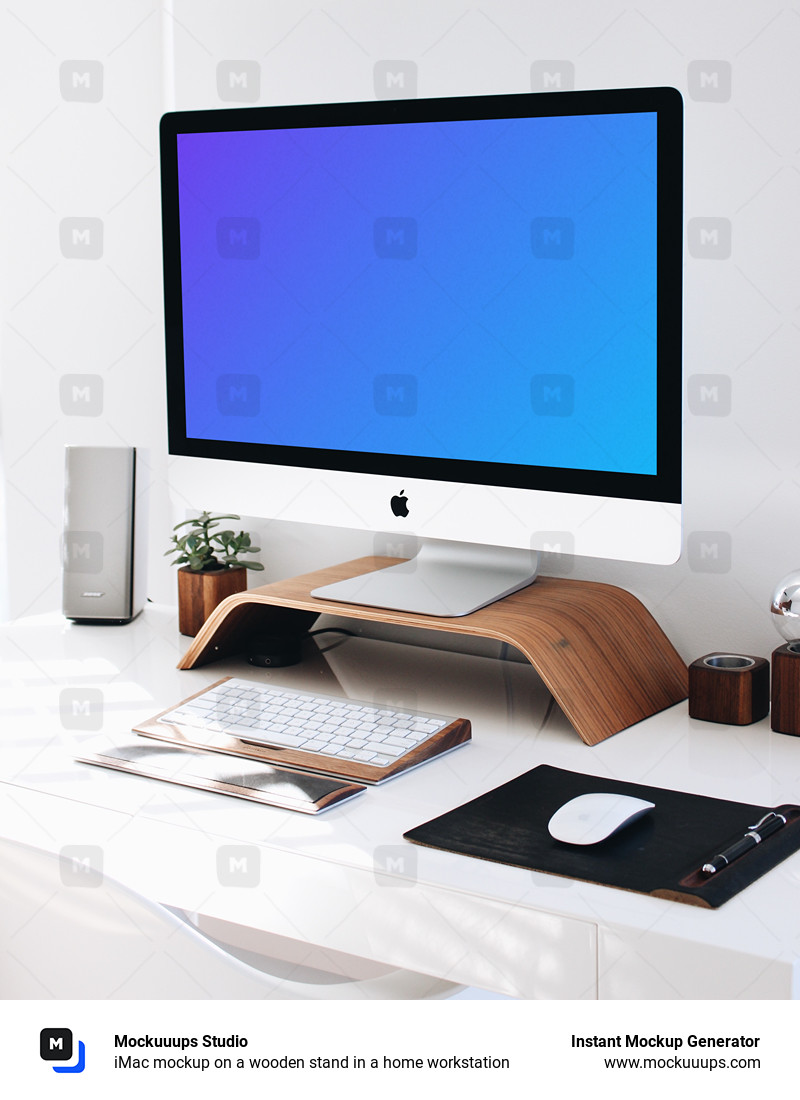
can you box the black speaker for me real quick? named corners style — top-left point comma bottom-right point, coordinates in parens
top-left (61, 445), bottom-right (146, 623)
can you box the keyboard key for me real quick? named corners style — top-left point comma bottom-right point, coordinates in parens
top-left (383, 735), bottom-right (415, 749)
top-left (404, 729), bottom-right (431, 743)
top-left (225, 721), bottom-right (260, 735)
top-left (242, 730), bottom-right (305, 748)
top-left (321, 743), bottom-right (347, 756)
top-left (365, 740), bottom-right (405, 757)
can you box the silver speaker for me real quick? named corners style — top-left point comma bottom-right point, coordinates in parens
top-left (62, 445), bottom-right (146, 623)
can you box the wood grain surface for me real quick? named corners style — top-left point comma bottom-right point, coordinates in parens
top-left (177, 557), bottom-right (689, 745)
top-left (771, 644), bottom-right (800, 735)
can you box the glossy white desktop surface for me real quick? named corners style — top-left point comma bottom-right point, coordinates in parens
top-left (3, 605), bottom-right (800, 999)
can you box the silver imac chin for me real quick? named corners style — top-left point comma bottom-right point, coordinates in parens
top-left (168, 455), bottom-right (681, 617)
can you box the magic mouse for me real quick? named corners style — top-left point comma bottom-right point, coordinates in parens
top-left (547, 792), bottom-right (655, 845)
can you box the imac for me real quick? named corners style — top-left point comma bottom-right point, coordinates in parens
top-left (160, 88), bottom-right (682, 616)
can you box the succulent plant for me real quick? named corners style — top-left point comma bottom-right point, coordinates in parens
top-left (165, 511), bottom-right (264, 573)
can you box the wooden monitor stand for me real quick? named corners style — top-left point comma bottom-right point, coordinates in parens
top-left (177, 556), bottom-right (689, 746)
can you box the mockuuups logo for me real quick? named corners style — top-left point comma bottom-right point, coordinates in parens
top-left (40, 1029), bottom-right (86, 1073)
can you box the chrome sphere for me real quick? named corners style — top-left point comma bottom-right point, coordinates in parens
top-left (771, 570), bottom-right (800, 641)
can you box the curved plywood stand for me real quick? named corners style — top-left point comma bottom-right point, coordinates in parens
top-left (178, 557), bottom-right (689, 746)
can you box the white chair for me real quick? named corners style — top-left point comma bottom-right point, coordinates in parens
top-left (0, 837), bottom-right (462, 999)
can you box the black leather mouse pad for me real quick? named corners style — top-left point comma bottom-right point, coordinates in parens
top-left (403, 765), bottom-right (800, 907)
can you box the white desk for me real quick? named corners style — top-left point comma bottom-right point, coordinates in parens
top-left (3, 605), bottom-right (800, 999)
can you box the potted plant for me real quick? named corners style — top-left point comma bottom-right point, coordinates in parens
top-left (166, 511), bottom-right (264, 636)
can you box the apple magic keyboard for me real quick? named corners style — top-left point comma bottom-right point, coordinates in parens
top-left (134, 677), bottom-right (471, 784)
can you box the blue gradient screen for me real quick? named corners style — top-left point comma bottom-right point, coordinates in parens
top-left (177, 111), bottom-right (657, 475)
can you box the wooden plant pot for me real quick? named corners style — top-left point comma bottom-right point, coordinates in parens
top-left (177, 566), bottom-right (248, 637)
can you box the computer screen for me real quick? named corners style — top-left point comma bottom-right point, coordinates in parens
top-left (161, 88), bottom-right (682, 615)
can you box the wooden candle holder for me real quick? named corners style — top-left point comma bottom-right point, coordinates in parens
top-left (688, 653), bottom-right (770, 725)
top-left (771, 643), bottom-right (800, 736)
top-left (175, 557), bottom-right (688, 747)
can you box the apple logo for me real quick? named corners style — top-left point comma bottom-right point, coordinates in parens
top-left (390, 490), bottom-right (409, 518)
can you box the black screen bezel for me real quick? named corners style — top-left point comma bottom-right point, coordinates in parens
top-left (160, 87), bottom-right (682, 504)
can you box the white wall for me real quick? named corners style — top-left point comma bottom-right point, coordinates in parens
top-left (3, 0), bottom-right (800, 667)
top-left (1, 0), bottom-right (167, 613)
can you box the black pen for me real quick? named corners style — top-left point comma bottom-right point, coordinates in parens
top-left (701, 811), bottom-right (788, 875)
